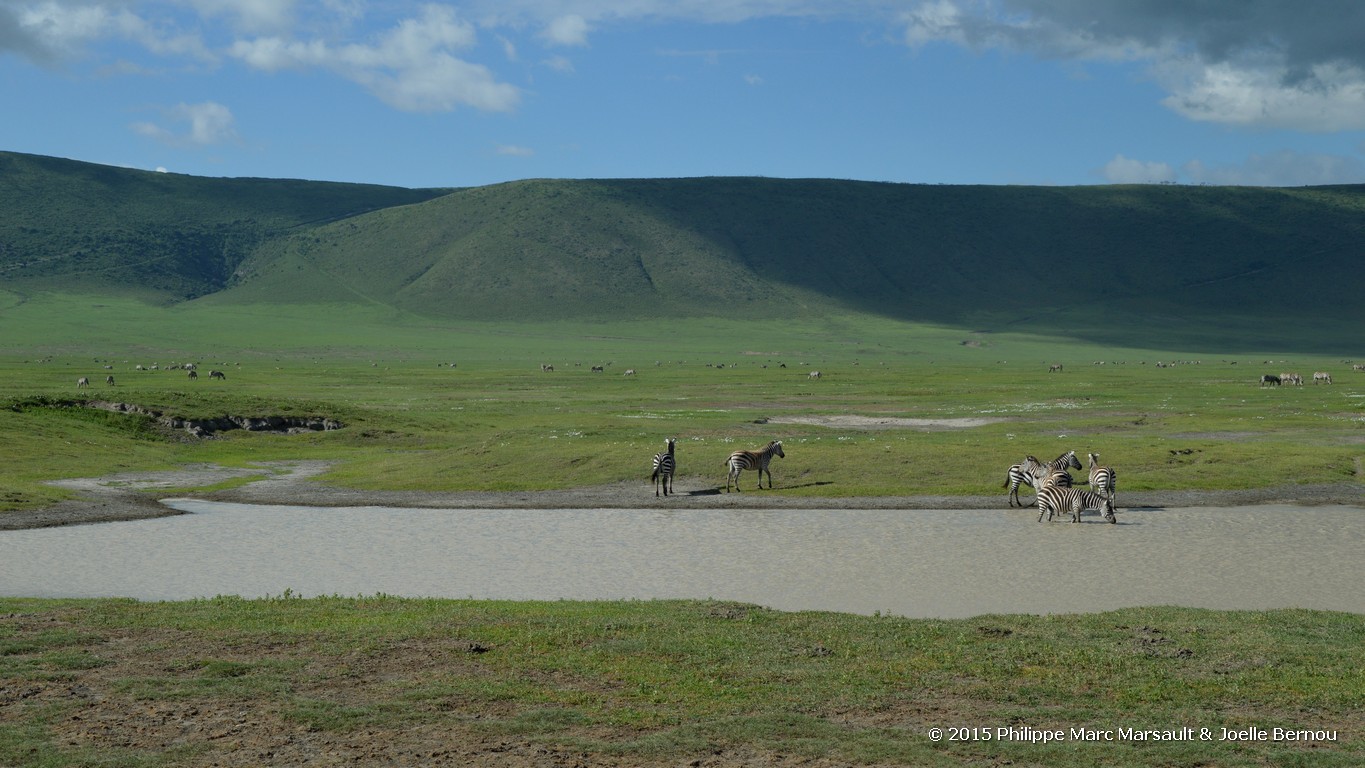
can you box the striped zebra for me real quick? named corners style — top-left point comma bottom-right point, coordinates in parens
top-left (1002, 451), bottom-right (1081, 507)
top-left (1036, 485), bottom-right (1117, 523)
top-left (725, 440), bottom-right (784, 492)
top-left (651, 438), bottom-right (676, 497)
top-left (1087, 452), bottom-right (1116, 502)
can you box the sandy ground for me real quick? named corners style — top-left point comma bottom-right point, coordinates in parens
top-left (4, 460), bottom-right (1360, 530)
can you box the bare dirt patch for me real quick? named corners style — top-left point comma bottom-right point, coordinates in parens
top-left (768, 414), bottom-right (1005, 430)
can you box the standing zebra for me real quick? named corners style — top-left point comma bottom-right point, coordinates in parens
top-left (1087, 452), bottom-right (1116, 503)
top-left (1002, 451), bottom-right (1081, 507)
top-left (1036, 485), bottom-right (1117, 523)
top-left (725, 440), bottom-right (784, 492)
top-left (651, 438), bottom-right (676, 497)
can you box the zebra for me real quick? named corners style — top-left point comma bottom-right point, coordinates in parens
top-left (1313, 371), bottom-right (1332, 385)
top-left (76, 376), bottom-right (90, 388)
top-left (1036, 485), bottom-right (1117, 523)
top-left (1002, 451), bottom-right (1080, 507)
top-left (809, 370), bottom-right (821, 379)
top-left (209, 370), bottom-right (226, 380)
top-left (1048, 363), bottom-right (1063, 372)
top-left (105, 375), bottom-right (115, 386)
top-left (651, 438), bottom-right (676, 497)
top-left (1087, 452), bottom-right (1116, 502)
top-left (725, 440), bottom-right (784, 492)
top-left (188, 370), bottom-right (198, 380)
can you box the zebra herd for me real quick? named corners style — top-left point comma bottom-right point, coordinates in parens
top-left (1003, 450), bottom-right (1118, 523)
top-left (647, 438), bottom-right (786, 496)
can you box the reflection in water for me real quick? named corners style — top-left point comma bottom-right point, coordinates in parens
top-left (1, 501), bottom-right (1360, 618)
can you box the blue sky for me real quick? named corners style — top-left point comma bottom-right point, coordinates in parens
top-left (3, 1), bottom-right (1365, 189)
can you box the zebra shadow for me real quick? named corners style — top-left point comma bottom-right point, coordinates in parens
top-left (688, 481), bottom-right (834, 495)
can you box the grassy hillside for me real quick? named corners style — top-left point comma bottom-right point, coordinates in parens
top-left (3, 152), bottom-right (1365, 351)
top-left (219, 176), bottom-right (1365, 350)
top-left (0, 151), bottom-right (449, 300)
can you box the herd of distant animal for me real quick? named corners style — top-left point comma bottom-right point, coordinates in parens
top-left (75, 362), bottom-right (226, 389)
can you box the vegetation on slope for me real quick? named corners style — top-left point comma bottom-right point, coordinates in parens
top-left (4, 152), bottom-right (1365, 350)
top-left (0, 151), bottom-right (449, 300)
top-left (182, 176), bottom-right (1365, 350)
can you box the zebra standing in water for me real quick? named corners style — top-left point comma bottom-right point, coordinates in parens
top-left (1087, 452), bottom-right (1116, 503)
top-left (1036, 485), bottom-right (1117, 523)
top-left (1002, 451), bottom-right (1081, 507)
top-left (725, 440), bottom-right (784, 492)
top-left (651, 438), bottom-right (676, 497)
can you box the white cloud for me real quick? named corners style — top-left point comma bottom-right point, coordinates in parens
top-left (543, 54), bottom-right (574, 73)
top-left (542, 14), bottom-right (590, 47)
top-left (132, 101), bottom-right (240, 147)
top-left (1101, 154), bottom-right (1177, 184)
top-left (228, 4), bottom-right (519, 112)
top-left (7, 1), bottom-right (212, 64)
top-left (895, 0), bottom-right (1365, 131)
top-left (181, 0), bottom-right (298, 34)
top-left (495, 144), bottom-right (535, 157)
top-left (744, 73), bottom-right (764, 85)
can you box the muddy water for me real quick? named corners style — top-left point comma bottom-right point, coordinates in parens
top-left (1, 501), bottom-right (1360, 618)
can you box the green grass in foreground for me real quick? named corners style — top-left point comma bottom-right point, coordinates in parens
top-left (1, 297), bottom-right (1362, 511)
top-left (0, 597), bottom-right (1359, 766)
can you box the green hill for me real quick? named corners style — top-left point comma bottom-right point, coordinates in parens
top-left (0, 151), bottom-right (449, 300)
top-left (3, 151), bottom-right (1364, 351)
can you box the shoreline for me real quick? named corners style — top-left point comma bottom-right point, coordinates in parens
top-left (4, 460), bottom-right (1361, 530)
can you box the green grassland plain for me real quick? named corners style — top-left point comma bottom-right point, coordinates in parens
top-left (1, 295), bottom-right (1362, 766)
top-left (2, 290), bottom-right (1361, 511)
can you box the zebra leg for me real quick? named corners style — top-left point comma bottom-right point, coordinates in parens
top-left (1070, 498), bottom-right (1082, 523)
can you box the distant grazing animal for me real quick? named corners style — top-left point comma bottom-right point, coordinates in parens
top-left (1279, 372), bottom-right (1303, 386)
top-left (651, 438), bottom-right (677, 497)
top-left (1313, 371), bottom-right (1332, 385)
top-left (208, 370), bottom-right (226, 380)
top-left (591, 365), bottom-right (604, 372)
top-left (623, 369), bottom-right (636, 376)
top-left (541, 364), bottom-right (554, 372)
top-left (725, 440), bottom-right (785, 492)
top-left (1088, 452), bottom-right (1116, 503)
top-left (1260, 374), bottom-right (1280, 387)
top-left (188, 370), bottom-right (198, 380)
top-left (1049, 364), bottom-right (1063, 373)
top-left (1036, 485), bottom-right (1117, 524)
top-left (1354, 364), bottom-right (1365, 372)
top-left (105, 375), bottom-right (115, 386)
top-left (76, 376), bottom-right (90, 388)
top-left (809, 371), bottom-right (821, 379)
